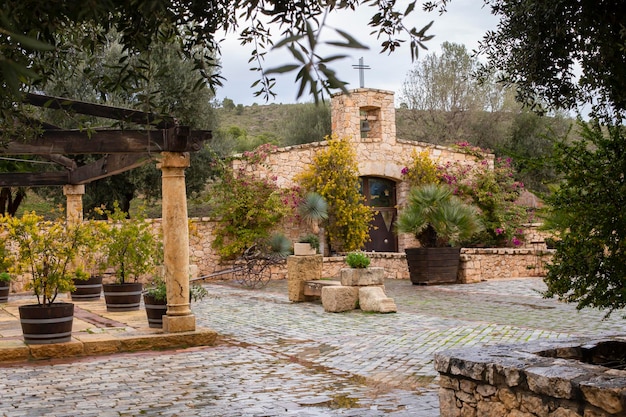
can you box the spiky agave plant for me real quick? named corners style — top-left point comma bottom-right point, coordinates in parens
top-left (298, 192), bottom-right (328, 254)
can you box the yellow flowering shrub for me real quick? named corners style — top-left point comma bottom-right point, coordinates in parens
top-left (401, 149), bottom-right (440, 188)
top-left (296, 136), bottom-right (373, 252)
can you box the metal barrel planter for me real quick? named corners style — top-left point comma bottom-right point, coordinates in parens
top-left (143, 293), bottom-right (167, 328)
top-left (405, 247), bottom-right (461, 285)
top-left (0, 282), bottom-right (9, 303)
top-left (103, 283), bottom-right (143, 311)
top-left (18, 302), bottom-right (74, 344)
top-left (71, 275), bottom-right (103, 301)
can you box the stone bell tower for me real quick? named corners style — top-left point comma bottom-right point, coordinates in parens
top-left (330, 88), bottom-right (396, 144)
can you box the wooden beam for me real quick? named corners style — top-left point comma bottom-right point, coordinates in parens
top-left (24, 93), bottom-right (177, 129)
top-left (69, 154), bottom-right (152, 184)
top-left (0, 172), bottom-right (70, 187)
top-left (40, 154), bottom-right (78, 170)
top-left (0, 154), bottom-right (152, 187)
top-left (2, 128), bottom-right (210, 155)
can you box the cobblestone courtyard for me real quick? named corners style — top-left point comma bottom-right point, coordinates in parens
top-left (1, 278), bottom-right (625, 416)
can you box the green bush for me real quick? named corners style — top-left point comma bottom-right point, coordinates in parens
top-left (542, 121), bottom-right (626, 315)
top-left (345, 252), bottom-right (370, 269)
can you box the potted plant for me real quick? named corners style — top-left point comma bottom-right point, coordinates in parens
top-left (396, 183), bottom-right (482, 285)
top-left (0, 238), bottom-right (12, 303)
top-left (294, 233), bottom-right (319, 256)
top-left (340, 251), bottom-right (384, 286)
top-left (345, 251), bottom-right (371, 269)
top-left (99, 203), bottom-right (159, 311)
top-left (70, 220), bottom-right (108, 301)
top-left (0, 272), bottom-right (11, 303)
top-left (143, 274), bottom-right (208, 328)
top-left (0, 212), bottom-right (92, 344)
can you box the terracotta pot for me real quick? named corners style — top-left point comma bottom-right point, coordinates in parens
top-left (19, 302), bottom-right (74, 344)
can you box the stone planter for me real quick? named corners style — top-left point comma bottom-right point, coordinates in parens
top-left (405, 247), bottom-right (460, 285)
top-left (19, 302), bottom-right (74, 344)
top-left (293, 242), bottom-right (316, 256)
top-left (340, 267), bottom-right (384, 286)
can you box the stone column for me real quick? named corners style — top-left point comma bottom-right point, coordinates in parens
top-left (63, 184), bottom-right (85, 225)
top-left (159, 152), bottom-right (195, 333)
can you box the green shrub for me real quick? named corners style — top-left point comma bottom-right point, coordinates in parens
top-left (345, 252), bottom-right (370, 269)
top-left (296, 136), bottom-right (373, 252)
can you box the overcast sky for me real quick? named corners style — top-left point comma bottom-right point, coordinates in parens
top-left (214, 0), bottom-right (499, 106)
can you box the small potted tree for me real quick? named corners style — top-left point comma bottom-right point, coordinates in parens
top-left (70, 220), bottom-right (108, 301)
top-left (396, 184), bottom-right (482, 285)
top-left (143, 274), bottom-right (208, 328)
top-left (0, 212), bottom-right (92, 344)
top-left (0, 238), bottom-right (12, 303)
top-left (100, 203), bottom-right (159, 311)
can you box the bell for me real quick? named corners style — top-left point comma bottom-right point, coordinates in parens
top-left (361, 119), bottom-right (371, 132)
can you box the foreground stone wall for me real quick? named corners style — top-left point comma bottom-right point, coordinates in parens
top-left (435, 337), bottom-right (626, 417)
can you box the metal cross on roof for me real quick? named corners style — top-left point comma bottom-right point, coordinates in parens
top-left (352, 57), bottom-right (371, 88)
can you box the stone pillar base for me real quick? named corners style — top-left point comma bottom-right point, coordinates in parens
top-left (287, 255), bottom-right (323, 302)
top-left (162, 314), bottom-right (196, 333)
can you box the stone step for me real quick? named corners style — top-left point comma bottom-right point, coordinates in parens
top-left (303, 280), bottom-right (341, 297)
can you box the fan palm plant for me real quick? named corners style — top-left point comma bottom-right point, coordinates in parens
top-left (397, 184), bottom-right (482, 247)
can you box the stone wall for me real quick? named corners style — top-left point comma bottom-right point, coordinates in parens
top-left (6, 217), bottom-right (552, 293)
top-left (459, 248), bottom-right (554, 283)
top-left (435, 337), bottom-right (626, 417)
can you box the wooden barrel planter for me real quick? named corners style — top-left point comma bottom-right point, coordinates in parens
top-left (18, 302), bottom-right (74, 344)
top-left (103, 283), bottom-right (143, 311)
top-left (143, 293), bottom-right (167, 328)
top-left (71, 275), bottom-right (103, 301)
top-left (0, 282), bottom-right (9, 303)
top-left (405, 247), bottom-right (461, 285)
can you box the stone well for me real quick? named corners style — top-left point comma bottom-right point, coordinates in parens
top-left (435, 336), bottom-right (626, 416)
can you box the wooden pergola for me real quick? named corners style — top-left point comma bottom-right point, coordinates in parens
top-left (0, 93), bottom-right (210, 187)
top-left (0, 93), bottom-right (210, 333)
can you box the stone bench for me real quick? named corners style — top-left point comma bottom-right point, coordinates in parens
top-left (303, 280), bottom-right (341, 298)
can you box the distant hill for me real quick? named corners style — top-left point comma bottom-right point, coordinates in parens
top-left (215, 103), bottom-right (294, 141)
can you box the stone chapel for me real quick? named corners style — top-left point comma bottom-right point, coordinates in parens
top-left (236, 87), bottom-right (487, 254)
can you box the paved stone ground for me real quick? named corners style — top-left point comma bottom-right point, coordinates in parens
top-left (1, 277), bottom-right (625, 416)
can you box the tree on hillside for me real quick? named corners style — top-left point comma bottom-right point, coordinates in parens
top-left (282, 103), bottom-right (331, 145)
top-left (500, 110), bottom-right (572, 194)
top-left (399, 42), bottom-right (515, 145)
